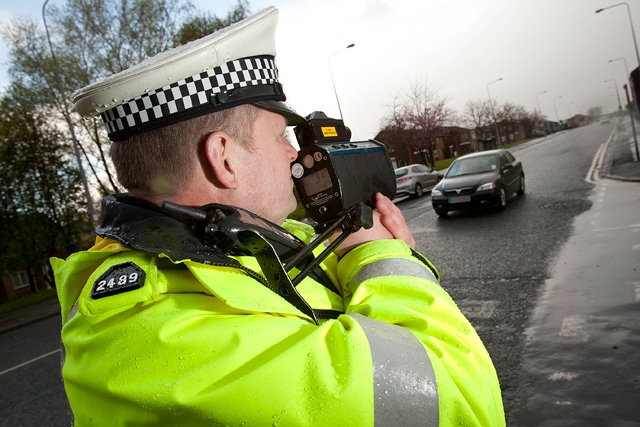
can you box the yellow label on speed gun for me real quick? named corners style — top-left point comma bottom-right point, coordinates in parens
top-left (321, 127), bottom-right (338, 137)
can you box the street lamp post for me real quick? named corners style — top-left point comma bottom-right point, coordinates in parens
top-left (536, 90), bottom-right (547, 115)
top-left (553, 95), bottom-right (562, 124)
top-left (608, 57), bottom-right (630, 77)
top-left (535, 90), bottom-right (547, 135)
top-left (42, 0), bottom-right (97, 227)
top-left (596, 3), bottom-right (640, 70)
top-left (328, 43), bottom-right (354, 121)
top-left (609, 57), bottom-right (638, 115)
top-left (605, 79), bottom-right (622, 110)
top-left (487, 77), bottom-right (503, 147)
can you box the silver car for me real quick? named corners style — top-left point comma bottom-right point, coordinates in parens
top-left (394, 164), bottom-right (440, 198)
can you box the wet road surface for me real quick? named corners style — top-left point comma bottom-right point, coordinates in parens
top-left (515, 179), bottom-right (640, 426)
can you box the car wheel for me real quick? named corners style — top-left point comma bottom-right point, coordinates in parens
top-left (435, 209), bottom-right (448, 218)
top-left (497, 185), bottom-right (507, 210)
top-left (517, 174), bottom-right (525, 196)
top-left (414, 183), bottom-right (423, 198)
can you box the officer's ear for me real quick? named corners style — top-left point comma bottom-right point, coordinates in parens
top-left (204, 131), bottom-right (240, 189)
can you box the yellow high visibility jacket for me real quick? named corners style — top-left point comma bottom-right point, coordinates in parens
top-left (52, 195), bottom-right (505, 426)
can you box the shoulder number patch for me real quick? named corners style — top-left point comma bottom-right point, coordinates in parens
top-left (91, 262), bottom-right (146, 299)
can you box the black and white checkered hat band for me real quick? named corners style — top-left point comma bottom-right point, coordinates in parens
top-left (101, 55), bottom-right (278, 139)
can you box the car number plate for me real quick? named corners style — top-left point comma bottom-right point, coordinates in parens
top-left (448, 196), bottom-right (470, 203)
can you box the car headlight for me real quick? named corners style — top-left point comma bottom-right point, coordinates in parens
top-left (431, 189), bottom-right (443, 196)
top-left (477, 182), bottom-right (496, 192)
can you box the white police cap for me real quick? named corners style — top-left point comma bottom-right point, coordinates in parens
top-left (72, 6), bottom-right (303, 141)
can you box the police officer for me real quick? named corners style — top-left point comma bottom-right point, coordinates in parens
top-left (52, 7), bottom-right (505, 426)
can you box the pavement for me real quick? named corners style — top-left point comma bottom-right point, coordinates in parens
top-left (599, 115), bottom-right (640, 182)
top-left (0, 294), bottom-right (62, 334)
top-left (1, 116), bottom-right (639, 336)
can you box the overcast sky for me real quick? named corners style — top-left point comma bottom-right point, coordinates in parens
top-left (0, 0), bottom-right (637, 140)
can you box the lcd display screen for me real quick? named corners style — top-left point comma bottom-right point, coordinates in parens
top-left (301, 168), bottom-right (332, 195)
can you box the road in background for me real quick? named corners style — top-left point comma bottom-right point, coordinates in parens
top-left (513, 117), bottom-right (640, 425)
top-left (0, 316), bottom-right (69, 426)
top-left (398, 120), bottom-right (633, 425)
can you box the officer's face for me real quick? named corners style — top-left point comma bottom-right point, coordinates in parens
top-left (236, 109), bottom-right (299, 224)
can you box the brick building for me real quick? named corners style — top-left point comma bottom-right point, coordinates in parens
top-left (1, 264), bottom-right (52, 303)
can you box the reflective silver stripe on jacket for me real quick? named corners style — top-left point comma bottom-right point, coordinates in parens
top-left (350, 313), bottom-right (439, 426)
top-left (60, 301), bottom-right (79, 373)
top-left (356, 258), bottom-right (440, 286)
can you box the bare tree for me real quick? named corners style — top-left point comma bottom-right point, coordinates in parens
top-left (379, 80), bottom-right (454, 168)
top-left (403, 80), bottom-right (454, 167)
top-left (522, 109), bottom-right (547, 137)
top-left (587, 106), bottom-right (603, 120)
top-left (497, 102), bottom-right (528, 144)
top-left (378, 93), bottom-right (413, 166)
top-left (464, 99), bottom-right (493, 141)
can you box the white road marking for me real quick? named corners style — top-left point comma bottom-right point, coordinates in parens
top-left (589, 224), bottom-right (640, 233)
top-left (548, 372), bottom-right (579, 382)
top-left (634, 282), bottom-right (640, 303)
top-left (559, 315), bottom-right (589, 342)
top-left (458, 300), bottom-right (498, 319)
top-left (586, 143), bottom-right (606, 183)
top-left (0, 349), bottom-right (61, 377)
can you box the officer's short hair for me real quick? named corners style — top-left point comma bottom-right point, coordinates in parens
top-left (110, 103), bottom-right (260, 196)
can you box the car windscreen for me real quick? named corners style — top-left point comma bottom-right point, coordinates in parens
top-left (446, 156), bottom-right (497, 177)
top-left (395, 169), bottom-right (408, 177)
